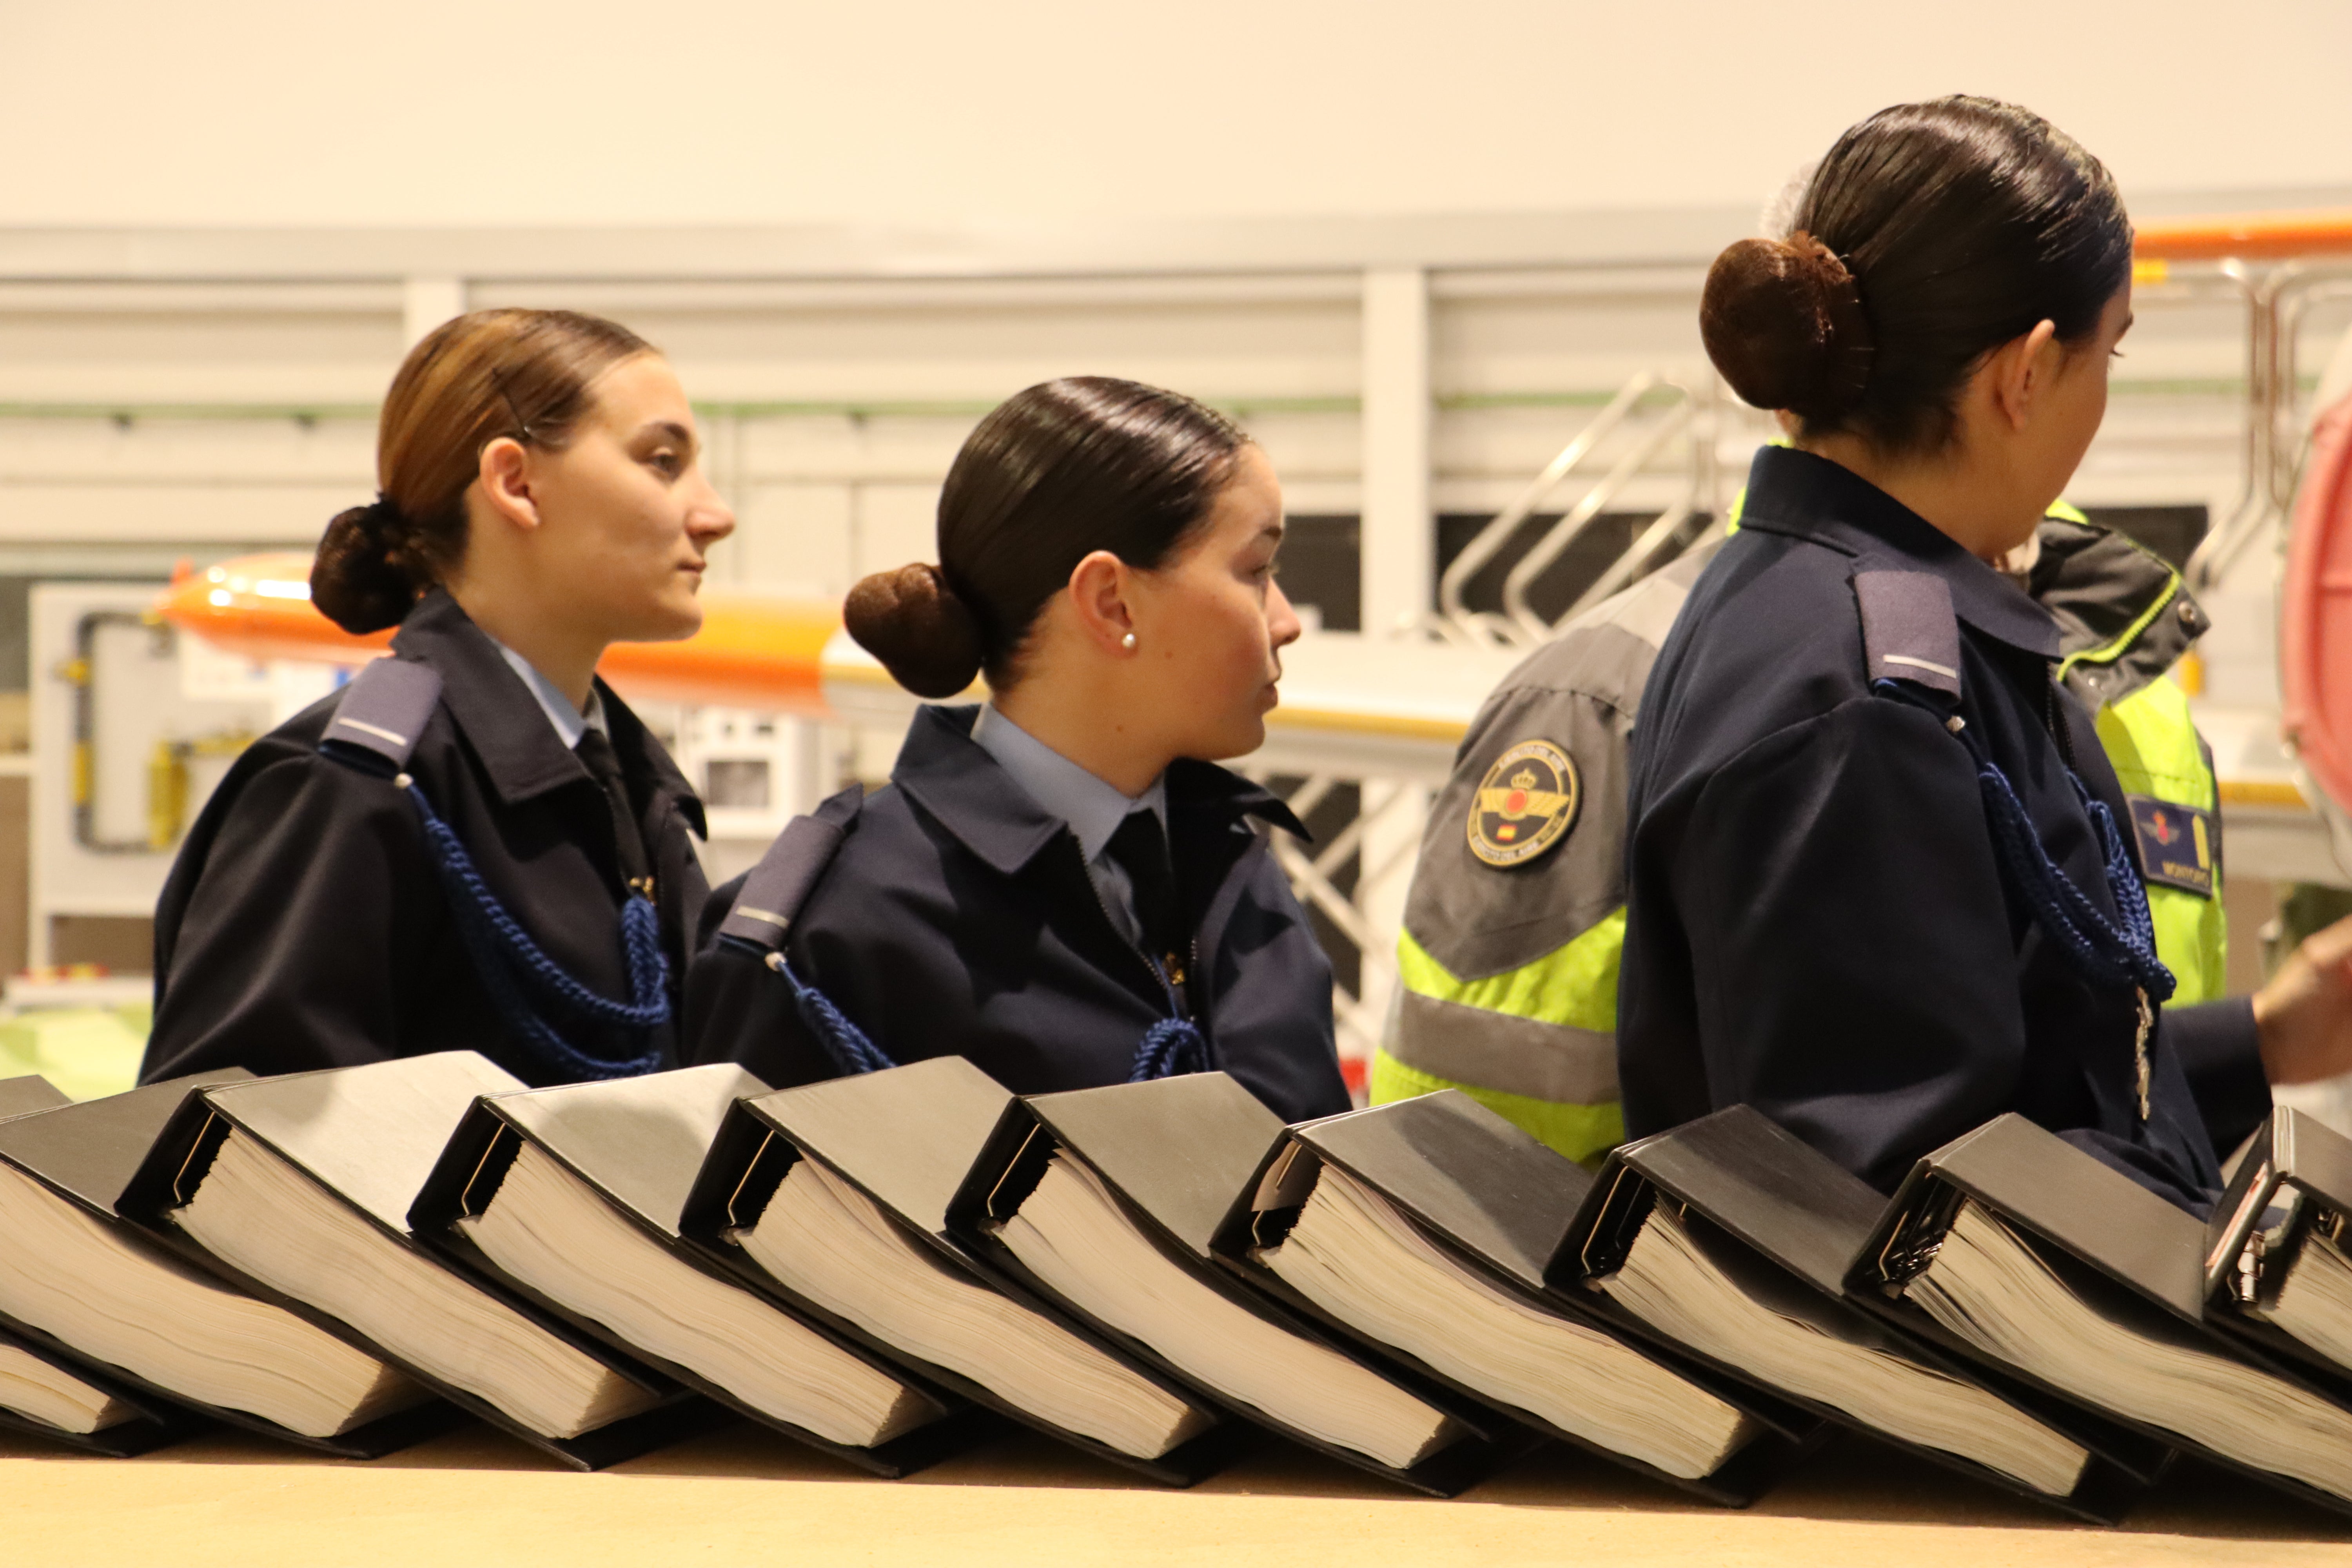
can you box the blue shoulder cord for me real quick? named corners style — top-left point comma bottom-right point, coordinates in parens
top-left (1130, 1014), bottom-right (1211, 1081)
top-left (396, 775), bottom-right (670, 1080)
top-left (722, 777), bottom-right (1205, 1082)
top-left (753, 939), bottom-right (1205, 1084)
top-left (316, 655), bottom-right (667, 1081)
top-left (1873, 677), bottom-right (2174, 1115)
top-left (759, 954), bottom-right (892, 1077)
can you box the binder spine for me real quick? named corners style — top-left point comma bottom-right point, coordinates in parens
top-left (117, 1089), bottom-right (699, 1473)
top-left (1567, 1165), bottom-right (2156, 1521)
top-left (948, 1100), bottom-right (1534, 1499)
top-left (1215, 1140), bottom-right (1802, 1505)
top-left (413, 1103), bottom-right (986, 1479)
top-left (678, 1100), bottom-right (1246, 1488)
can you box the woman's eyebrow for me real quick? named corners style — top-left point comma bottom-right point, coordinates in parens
top-left (639, 419), bottom-right (698, 455)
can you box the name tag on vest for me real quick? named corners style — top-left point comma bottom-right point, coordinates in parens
top-left (2127, 795), bottom-right (2216, 898)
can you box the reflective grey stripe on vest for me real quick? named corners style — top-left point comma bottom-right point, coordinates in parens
top-left (1390, 988), bottom-right (1620, 1106)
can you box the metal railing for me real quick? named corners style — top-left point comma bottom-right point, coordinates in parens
top-left (2185, 260), bottom-right (2352, 592)
top-left (1416, 372), bottom-right (1720, 650)
top-left (1259, 774), bottom-right (1394, 1063)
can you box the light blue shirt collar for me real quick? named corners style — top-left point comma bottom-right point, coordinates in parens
top-left (491, 639), bottom-right (606, 750)
top-left (970, 703), bottom-right (1164, 864)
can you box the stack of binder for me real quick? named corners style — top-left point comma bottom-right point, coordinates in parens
top-left (0, 1071), bottom-right (443, 1458)
top-left (409, 1063), bottom-right (983, 1475)
top-left (949, 1073), bottom-right (1532, 1497)
top-left (1855, 1111), bottom-right (2352, 1517)
top-left (1558, 1105), bottom-right (2159, 1521)
top-left (2206, 1105), bottom-right (2352, 1387)
top-left (18, 1037), bottom-right (2352, 1532)
top-left (120, 1054), bottom-right (716, 1470)
top-left (679, 1057), bottom-right (1239, 1485)
top-left (1214, 1089), bottom-right (1811, 1503)
top-left (0, 1074), bottom-right (207, 1457)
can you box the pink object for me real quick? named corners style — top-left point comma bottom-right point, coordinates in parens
top-left (2283, 390), bottom-right (2352, 816)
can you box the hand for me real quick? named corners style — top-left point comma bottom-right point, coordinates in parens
top-left (2254, 913), bottom-right (2352, 1085)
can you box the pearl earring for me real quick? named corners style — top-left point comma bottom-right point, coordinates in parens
top-left (1121, 632), bottom-right (1137, 650)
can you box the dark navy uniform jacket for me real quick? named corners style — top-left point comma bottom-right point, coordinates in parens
top-left (1619, 447), bottom-right (2267, 1209)
top-left (685, 704), bottom-right (1352, 1123)
top-left (143, 589), bottom-right (709, 1087)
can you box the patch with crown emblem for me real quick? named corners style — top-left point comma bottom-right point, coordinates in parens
top-left (1467, 740), bottom-right (1581, 868)
top-left (2126, 794), bottom-right (2216, 898)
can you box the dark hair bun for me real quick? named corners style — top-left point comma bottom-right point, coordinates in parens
top-left (844, 563), bottom-right (985, 699)
top-left (1700, 232), bottom-right (1875, 421)
top-left (311, 497), bottom-right (422, 635)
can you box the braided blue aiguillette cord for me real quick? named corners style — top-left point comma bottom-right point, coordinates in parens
top-left (763, 953), bottom-right (1205, 1082)
top-left (1869, 679), bottom-right (2175, 1004)
top-left (766, 955), bottom-right (895, 1077)
top-left (406, 782), bottom-right (671, 1028)
top-left (402, 779), bottom-right (669, 1079)
top-left (1974, 764), bottom-right (2176, 1002)
top-left (1128, 1017), bottom-right (1210, 1082)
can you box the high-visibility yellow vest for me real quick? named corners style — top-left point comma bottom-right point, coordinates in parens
top-left (1376, 492), bottom-right (2225, 1162)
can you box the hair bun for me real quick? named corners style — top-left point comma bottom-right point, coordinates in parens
top-left (1700, 231), bottom-right (1875, 421)
top-left (844, 563), bottom-right (985, 699)
top-left (311, 495), bottom-right (422, 635)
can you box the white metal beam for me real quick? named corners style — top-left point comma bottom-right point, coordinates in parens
top-left (1359, 267), bottom-right (1431, 639)
top-left (0, 208), bottom-right (1757, 285)
top-left (1353, 266), bottom-right (1438, 1071)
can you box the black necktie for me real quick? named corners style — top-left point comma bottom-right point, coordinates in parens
top-left (1104, 809), bottom-right (1181, 973)
top-left (576, 726), bottom-right (653, 899)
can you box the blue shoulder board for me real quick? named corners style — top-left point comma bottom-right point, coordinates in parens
top-left (1854, 570), bottom-right (1963, 700)
top-left (319, 659), bottom-right (443, 775)
top-left (717, 784), bottom-right (865, 955)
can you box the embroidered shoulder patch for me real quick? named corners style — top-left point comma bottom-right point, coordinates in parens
top-left (1467, 740), bottom-right (1582, 868)
top-left (2127, 794), bottom-right (2216, 898)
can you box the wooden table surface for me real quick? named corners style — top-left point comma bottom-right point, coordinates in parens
top-left (3, 1418), bottom-right (2349, 1567)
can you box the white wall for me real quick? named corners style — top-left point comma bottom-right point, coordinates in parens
top-left (3, 0), bottom-right (2348, 229)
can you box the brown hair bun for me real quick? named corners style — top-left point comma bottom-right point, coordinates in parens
top-left (311, 496), bottom-right (420, 634)
top-left (1700, 231), bottom-right (1875, 422)
top-left (844, 563), bottom-right (986, 699)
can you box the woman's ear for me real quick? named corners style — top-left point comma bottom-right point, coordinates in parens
top-left (1065, 549), bottom-right (1138, 654)
top-left (475, 436), bottom-right (542, 533)
top-left (1988, 319), bottom-right (2062, 432)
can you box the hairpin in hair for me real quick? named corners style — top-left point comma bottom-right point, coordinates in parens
top-left (487, 365), bottom-right (537, 444)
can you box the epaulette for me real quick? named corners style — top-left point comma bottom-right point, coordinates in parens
top-left (1854, 570), bottom-right (1963, 701)
top-left (318, 658), bottom-right (443, 777)
top-left (716, 784), bottom-right (866, 956)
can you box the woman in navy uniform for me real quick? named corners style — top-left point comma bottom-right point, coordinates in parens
top-left (1619, 97), bottom-right (2352, 1209)
top-left (686, 377), bottom-right (1350, 1123)
top-left (143, 308), bottom-right (734, 1086)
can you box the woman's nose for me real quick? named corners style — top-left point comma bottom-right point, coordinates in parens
top-left (690, 479), bottom-right (736, 543)
top-left (1266, 579), bottom-right (1303, 648)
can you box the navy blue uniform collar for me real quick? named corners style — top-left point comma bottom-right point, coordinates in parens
top-left (1735, 445), bottom-right (2062, 660)
top-left (892, 704), bottom-right (1307, 877)
top-left (390, 587), bottom-right (704, 832)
